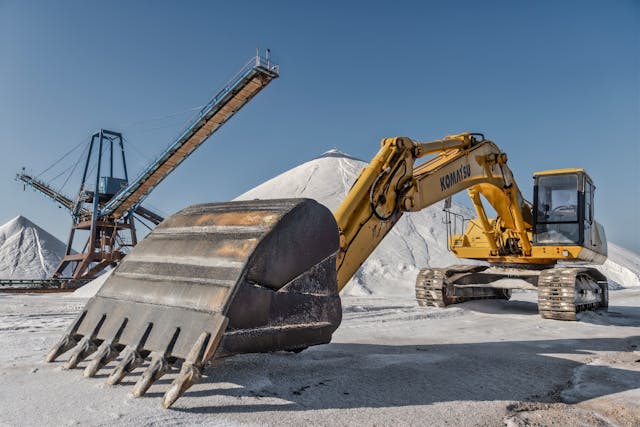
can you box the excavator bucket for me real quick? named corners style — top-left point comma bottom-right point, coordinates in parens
top-left (46, 198), bottom-right (342, 408)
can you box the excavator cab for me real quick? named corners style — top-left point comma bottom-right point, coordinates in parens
top-left (532, 169), bottom-right (605, 255)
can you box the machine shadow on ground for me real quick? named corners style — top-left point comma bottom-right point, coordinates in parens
top-left (168, 336), bottom-right (640, 414)
top-left (458, 296), bottom-right (640, 327)
top-left (456, 299), bottom-right (540, 316)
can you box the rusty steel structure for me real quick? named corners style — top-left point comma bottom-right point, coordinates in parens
top-left (60, 130), bottom-right (139, 279)
top-left (18, 51), bottom-right (279, 281)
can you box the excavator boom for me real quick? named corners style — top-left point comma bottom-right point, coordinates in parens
top-left (334, 133), bottom-right (535, 289)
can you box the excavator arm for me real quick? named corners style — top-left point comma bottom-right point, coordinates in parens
top-left (335, 133), bottom-right (533, 290)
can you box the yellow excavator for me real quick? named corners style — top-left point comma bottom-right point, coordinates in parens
top-left (46, 133), bottom-right (608, 408)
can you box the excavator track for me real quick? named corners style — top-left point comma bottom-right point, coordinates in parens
top-left (537, 267), bottom-right (608, 321)
top-left (415, 265), bottom-right (493, 307)
top-left (415, 268), bottom-right (446, 307)
top-left (46, 198), bottom-right (342, 408)
top-left (417, 265), bottom-right (607, 320)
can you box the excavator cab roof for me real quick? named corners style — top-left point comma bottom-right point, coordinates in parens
top-left (533, 168), bottom-right (586, 177)
top-left (533, 168), bottom-right (594, 191)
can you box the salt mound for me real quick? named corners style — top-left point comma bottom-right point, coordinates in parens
top-left (72, 269), bottom-right (114, 298)
top-left (0, 215), bottom-right (67, 279)
top-left (596, 243), bottom-right (640, 288)
top-left (236, 149), bottom-right (475, 296)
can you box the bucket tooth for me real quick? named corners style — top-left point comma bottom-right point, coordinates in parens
top-left (84, 318), bottom-right (129, 377)
top-left (45, 311), bottom-right (87, 362)
top-left (131, 326), bottom-right (180, 397)
top-left (63, 314), bottom-right (106, 369)
top-left (132, 352), bottom-right (171, 397)
top-left (46, 334), bottom-right (78, 363)
top-left (106, 345), bottom-right (145, 386)
top-left (163, 361), bottom-right (203, 409)
top-left (162, 331), bottom-right (216, 409)
top-left (63, 336), bottom-right (98, 370)
top-left (84, 340), bottom-right (118, 377)
top-left (106, 322), bottom-right (153, 385)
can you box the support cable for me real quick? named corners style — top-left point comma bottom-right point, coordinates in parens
top-left (117, 105), bottom-right (203, 131)
top-left (36, 136), bottom-right (89, 180)
top-left (58, 142), bottom-right (90, 194)
top-left (46, 161), bottom-right (78, 185)
top-left (122, 137), bottom-right (153, 169)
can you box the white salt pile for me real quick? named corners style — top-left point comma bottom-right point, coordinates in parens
top-left (596, 243), bottom-right (640, 288)
top-left (0, 215), bottom-right (66, 279)
top-left (71, 269), bottom-right (114, 297)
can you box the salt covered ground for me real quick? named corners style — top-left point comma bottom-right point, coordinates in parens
top-left (1, 290), bottom-right (639, 426)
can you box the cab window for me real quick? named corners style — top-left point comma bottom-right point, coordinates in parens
top-left (536, 174), bottom-right (578, 223)
top-left (535, 174), bottom-right (579, 244)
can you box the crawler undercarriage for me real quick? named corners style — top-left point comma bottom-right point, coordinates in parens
top-left (415, 264), bottom-right (608, 321)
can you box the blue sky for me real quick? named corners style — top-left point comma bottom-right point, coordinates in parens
top-left (1, 0), bottom-right (638, 253)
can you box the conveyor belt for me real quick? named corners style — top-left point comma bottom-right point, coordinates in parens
top-left (101, 55), bottom-right (279, 220)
